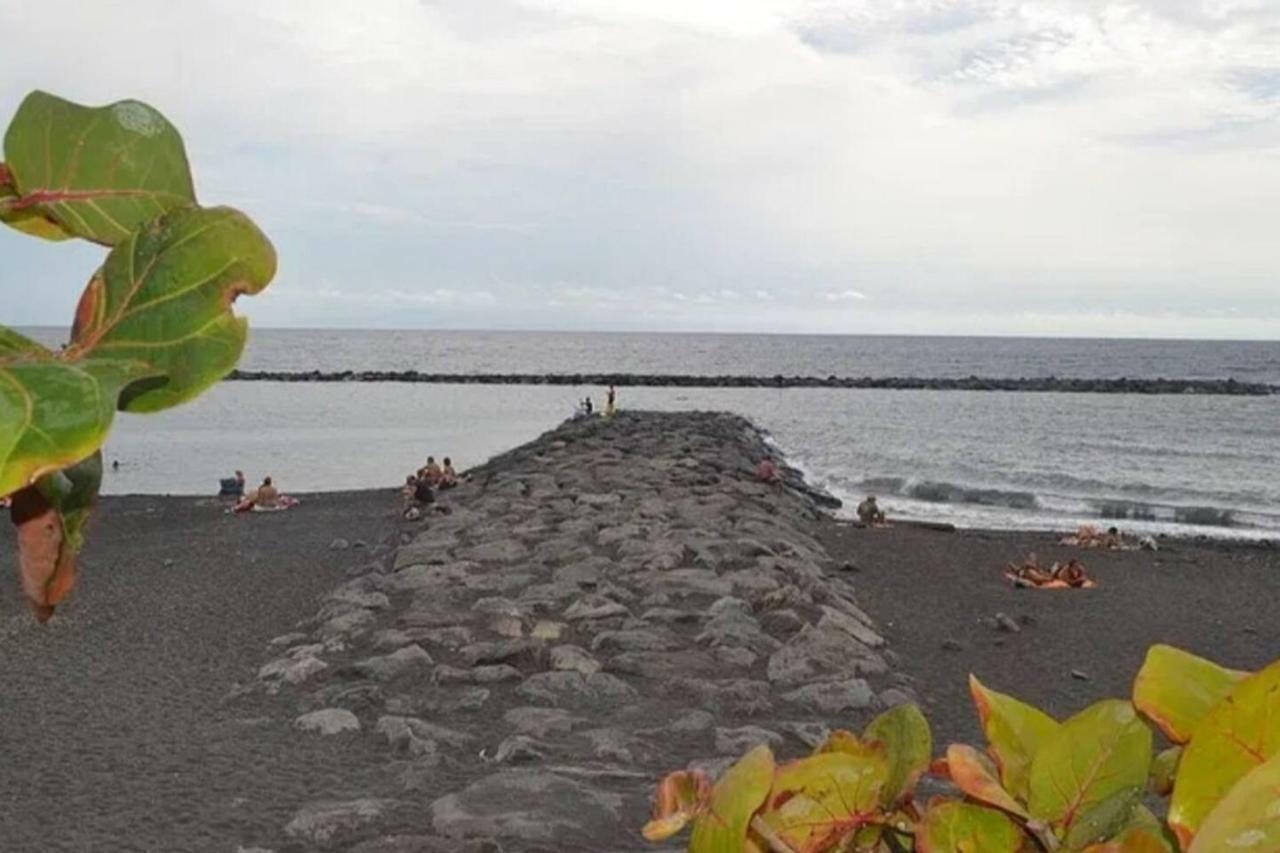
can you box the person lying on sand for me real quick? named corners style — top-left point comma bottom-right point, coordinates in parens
top-left (1004, 553), bottom-right (1096, 589)
top-left (232, 476), bottom-right (299, 514)
top-left (856, 495), bottom-right (886, 525)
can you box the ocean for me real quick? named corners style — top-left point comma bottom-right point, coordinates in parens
top-left (19, 328), bottom-right (1280, 540)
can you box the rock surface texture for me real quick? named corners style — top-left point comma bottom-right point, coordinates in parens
top-left (247, 411), bottom-right (908, 851)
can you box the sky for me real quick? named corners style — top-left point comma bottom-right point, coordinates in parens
top-left (1, 0), bottom-right (1278, 338)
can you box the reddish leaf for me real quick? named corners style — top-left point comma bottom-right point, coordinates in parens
top-left (644, 770), bottom-right (712, 841)
top-left (945, 744), bottom-right (1028, 818)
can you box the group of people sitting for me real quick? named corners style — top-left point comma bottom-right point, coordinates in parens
top-left (220, 470), bottom-right (298, 513)
top-left (402, 455), bottom-right (458, 519)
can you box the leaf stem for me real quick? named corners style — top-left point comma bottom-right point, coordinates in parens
top-left (750, 816), bottom-right (800, 853)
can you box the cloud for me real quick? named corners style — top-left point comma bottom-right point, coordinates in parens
top-left (1, 0), bottom-right (1278, 338)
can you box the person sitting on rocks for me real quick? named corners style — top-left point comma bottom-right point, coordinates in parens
top-left (440, 457), bottom-right (458, 489)
top-left (232, 476), bottom-right (297, 513)
top-left (423, 456), bottom-right (443, 486)
top-left (756, 459), bottom-right (782, 486)
top-left (856, 495), bottom-right (886, 525)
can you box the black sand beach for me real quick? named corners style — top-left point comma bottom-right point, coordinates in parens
top-left (1, 411), bottom-right (1276, 851)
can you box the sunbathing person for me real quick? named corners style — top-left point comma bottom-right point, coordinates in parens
top-left (232, 476), bottom-right (297, 513)
top-left (856, 495), bottom-right (886, 524)
top-left (423, 456), bottom-right (443, 486)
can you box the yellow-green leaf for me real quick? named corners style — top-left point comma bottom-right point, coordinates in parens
top-left (0, 355), bottom-right (155, 498)
top-left (1149, 746), bottom-right (1181, 797)
top-left (1170, 659), bottom-right (1280, 849)
top-left (690, 745), bottom-right (775, 853)
top-left (1028, 700), bottom-right (1152, 850)
top-left (1189, 752), bottom-right (1280, 853)
top-left (945, 744), bottom-right (1028, 819)
top-left (916, 800), bottom-right (1025, 853)
top-left (865, 703), bottom-right (933, 807)
top-left (67, 205), bottom-right (277, 412)
top-left (969, 675), bottom-right (1060, 798)
top-left (757, 750), bottom-right (889, 851)
top-left (1133, 644), bottom-right (1249, 744)
top-left (2, 91), bottom-right (195, 245)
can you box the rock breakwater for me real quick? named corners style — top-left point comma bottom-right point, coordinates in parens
top-left (227, 370), bottom-right (1277, 395)
top-left (248, 411), bottom-right (912, 850)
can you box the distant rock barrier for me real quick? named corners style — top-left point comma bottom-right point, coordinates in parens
top-left (227, 370), bottom-right (1278, 395)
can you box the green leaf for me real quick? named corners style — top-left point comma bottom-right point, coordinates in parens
top-left (1028, 700), bottom-right (1153, 850)
top-left (916, 800), bottom-right (1025, 853)
top-left (0, 325), bottom-right (54, 359)
top-left (1133, 644), bottom-right (1249, 744)
top-left (1149, 746), bottom-right (1181, 797)
top-left (66, 205), bottom-right (276, 412)
top-left (689, 745), bottom-right (774, 853)
top-left (944, 743), bottom-right (1029, 819)
top-left (2, 91), bottom-right (195, 245)
top-left (756, 749), bottom-right (889, 851)
top-left (1189, 752), bottom-right (1280, 853)
top-left (8, 453), bottom-right (103, 621)
top-left (865, 703), bottom-right (933, 808)
top-left (1169, 659), bottom-right (1280, 849)
top-left (969, 674), bottom-right (1060, 798)
top-left (0, 355), bottom-right (155, 498)
top-left (1, 171), bottom-right (72, 240)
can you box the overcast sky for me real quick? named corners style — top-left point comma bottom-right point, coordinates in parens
top-left (2, 0), bottom-right (1278, 338)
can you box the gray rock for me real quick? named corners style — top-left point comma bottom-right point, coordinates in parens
top-left (434, 664), bottom-right (523, 685)
top-left (563, 596), bottom-right (629, 621)
top-left (459, 539), bottom-right (529, 563)
top-left (549, 644), bottom-right (601, 675)
top-left (371, 628), bottom-right (415, 650)
top-left (423, 687), bottom-right (491, 713)
top-left (328, 588), bottom-right (391, 611)
top-left (817, 605), bottom-right (886, 649)
top-left (294, 708), bottom-right (361, 736)
top-left (878, 688), bottom-right (917, 708)
top-left (504, 706), bottom-right (581, 737)
top-left (782, 678), bottom-right (875, 713)
top-left (258, 653), bottom-right (327, 688)
top-left (348, 836), bottom-right (501, 853)
top-left (355, 645), bottom-right (434, 680)
top-left (640, 607), bottom-right (702, 625)
top-left (317, 608), bottom-right (376, 642)
top-left (766, 625), bottom-right (888, 687)
top-left (715, 725), bottom-right (784, 755)
top-left (515, 671), bottom-right (636, 706)
top-left (285, 799), bottom-right (400, 846)
top-left (583, 727), bottom-right (634, 763)
top-left (782, 721), bottom-right (832, 749)
top-left (269, 631), bottom-right (309, 647)
top-left (669, 709), bottom-right (716, 733)
top-left (590, 629), bottom-right (677, 653)
top-left (330, 537), bottom-right (351, 550)
top-left (429, 770), bottom-right (622, 843)
top-left (493, 735), bottom-right (547, 764)
top-left (576, 493), bottom-right (622, 508)
top-left (530, 620), bottom-right (566, 640)
top-left (461, 638), bottom-right (548, 670)
top-left (375, 716), bottom-right (440, 758)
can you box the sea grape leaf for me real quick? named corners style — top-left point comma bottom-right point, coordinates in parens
top-left (865, 703), bottom-right (933, 807)
top-left (1, 91), bottom-right (195, 245)
top-left (969, 675), bottom-right (1060, 798)
top-left (1133, 644), bottom-right (1249, 744)
top-left (756, 749), bottom-right (889, 851)
top-left (1027, 699), bottom-right (1153, 849)
top-left (1189, 751), bottom-right (1280, 853)
top-left (1169, 659), bottom-right (1280, 849)
top-left (1149, 746), bottom-right (1181, 797)
top-left (0, 169), bottom-right (71, 240)
top-left (689, 744), bottom-right (774, 853)
top-left (816, 729), bottom-right (866, 755)
top-left (945, 744), bottom-right (1029, 818)
top-left (643, 770), bottom-right (711, 842)
top-left (1082, 806), bottom-right (1176, 852)
top-left (915, 800), bottom-right (1025, 853)
top-left (66, 205), bottom-right (277, 412)
top-left (0, 325), bottom-right (53, 359)
top-left (0, 355), bottom-right (155, 498)
top-left (8, 452), bottom-right (102, 621)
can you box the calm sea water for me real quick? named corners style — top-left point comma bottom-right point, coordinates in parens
top-left (20, 328), bottom-right (1280, 539)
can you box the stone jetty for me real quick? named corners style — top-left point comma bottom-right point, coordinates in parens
top-left (227, 370), bottom-right (1278, 395)
top-left (251, 411), bottom-right (912, 851)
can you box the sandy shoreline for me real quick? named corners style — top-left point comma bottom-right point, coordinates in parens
top-left (1, 411), bottom-right (1277, 851)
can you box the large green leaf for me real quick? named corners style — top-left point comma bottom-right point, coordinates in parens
top-left (1, 91), bottom-right (194, 245)
top-left (66, 205), bottom-right (276, 412)
top-left (1169, 659), bottom-right (1280, 849)
top-left (1133, 644), bottom-right (1249, 744)
top-left (970, 675), bottom-right (1060, 798)
top-left (0, 354), bottom-right (154, 498)
top-left (1028, 700), bottom-right (1153, 850)
top-left (916, 800), bottom-right (1025, 853)
top-left (756, 749), bottom-right (889, 850)
top-left (865, 703), bottom-right (933, 808)
top-left (1189, 752), bottom-right (1280, 853)
top-left (9, 453), bottom-right (103, 621)
top-left (690, 745), bottom-right (774, 853)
